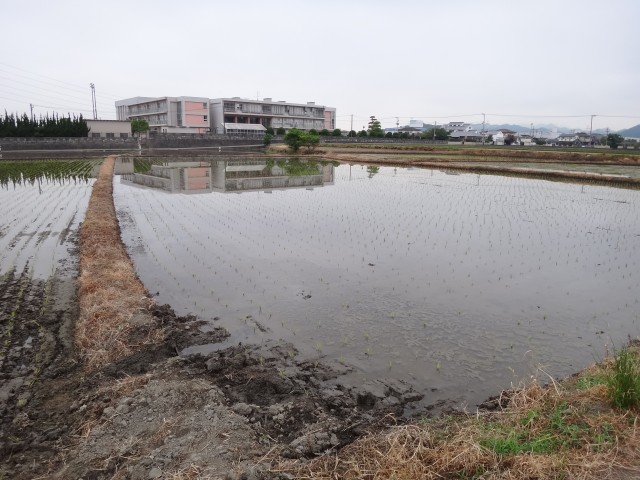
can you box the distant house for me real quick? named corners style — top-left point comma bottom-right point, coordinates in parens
top-left (493, 129), bottom-right (517, 145)
top-left (86, 119), bottom-right (131, 138)
top-left (443, 122), bottom-right (471, 133)
top-left (397, 126), bottom-right (422, 136)
top-left (449, 130), bottom-right (484, 142)
top-left (517, 134), bottom-right (535, 146)
top-left (557, 132), bottom-right (593, 146)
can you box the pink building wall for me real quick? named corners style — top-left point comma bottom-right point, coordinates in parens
top-left (184, 101), bottom-right (209, 128)
top-left (324, 111), bottom-right (333, 130)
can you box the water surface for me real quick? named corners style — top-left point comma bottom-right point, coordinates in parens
top-left (114, 158), bottom-right (640, 408)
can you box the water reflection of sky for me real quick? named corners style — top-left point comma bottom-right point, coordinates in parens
top-left (114, 160), bottom-right (640, 409)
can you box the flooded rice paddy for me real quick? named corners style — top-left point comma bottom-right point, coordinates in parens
top-left (0, 159), bottom-right (100, 278)
top-left (114, 157), bottom-right (640, 408)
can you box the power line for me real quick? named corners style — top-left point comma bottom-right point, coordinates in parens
top-left (0, 78), bottom-right (113, 110)
top-left (0, 62), bottom-right (124, 100)
top-left (0, 69), bottom-right (115, 106)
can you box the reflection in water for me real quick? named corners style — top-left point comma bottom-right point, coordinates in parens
top-left (120, 157), bottom-right (334, 194)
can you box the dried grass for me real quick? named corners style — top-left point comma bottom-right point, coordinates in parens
top-left (96, 373), bottom-right (153, 397)
top-left (165, 465), bottom-right (208, 480)
top-left (276, 359), bottom-right (640, 480)
top-left (76, 156), bottom-right (162, 371)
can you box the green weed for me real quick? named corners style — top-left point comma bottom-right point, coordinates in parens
top-left (575, 373), bottom-right (607, 390)
top-left (607, 347), bottom-right (640, 408)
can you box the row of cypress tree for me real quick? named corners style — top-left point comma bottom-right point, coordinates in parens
top-left (0, 112), bottom-right (89, 137)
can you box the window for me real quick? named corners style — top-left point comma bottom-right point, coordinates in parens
top-left (91, 133), bottom-right (100, 138)
top-left (204, 115), bottom-right (208, 122)
top-left (120, 133), bottom-right (129, 138)
top-left (106, 133), bottom-right (115, 138)
top-left (202, 102), bottom-right (207, 108)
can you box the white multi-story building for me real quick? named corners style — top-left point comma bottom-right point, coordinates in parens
top-left (210, 97), bottom-right (336, 134)
top-left (115, 96), bottom-right (210, 134)
top-left (115, 96), bottom-right (336, 134)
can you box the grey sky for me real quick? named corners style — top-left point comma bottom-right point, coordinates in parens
top-left (1, 0), bottom-right (639, 132)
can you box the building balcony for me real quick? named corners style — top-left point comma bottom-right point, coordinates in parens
top-left (128, 107), bottom-right (168, 116)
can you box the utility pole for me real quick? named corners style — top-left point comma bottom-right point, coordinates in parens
top-left (433, 120), bottom-right (436, 141)
top-left (396, 117), bottom-right (399, 132)
top-left (589, 114), bottom-right (596, 146)
top-left (482, 113), bottom-right (486, 145)
top-left (350, 114), bottom-right (353, 134)
top-left (90, 83), bottom-right (97, 119)
top-left (30, 103), bottom-right (34, 120)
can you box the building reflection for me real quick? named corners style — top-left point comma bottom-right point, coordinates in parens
top-left (120, 158), bottom-right (334, 194)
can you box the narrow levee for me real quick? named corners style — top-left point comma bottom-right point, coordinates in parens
top-left (76, 155), bottom-right (161, 370)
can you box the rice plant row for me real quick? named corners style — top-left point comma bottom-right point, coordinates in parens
top-left (113, 161), bottom-right (640, 406)
top-left (0, 159), bottom-right (102, 188)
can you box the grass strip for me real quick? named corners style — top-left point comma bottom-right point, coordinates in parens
top-left (76, 156), bottom-right (161, 371)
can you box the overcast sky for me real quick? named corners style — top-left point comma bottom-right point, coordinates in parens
top-left (1, 0), bottom-right (639, 132)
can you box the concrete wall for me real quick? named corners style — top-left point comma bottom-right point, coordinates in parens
top-left (0, 137), bottom-right (139, 151)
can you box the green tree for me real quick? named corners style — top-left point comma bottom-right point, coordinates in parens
top-left (385, 131), bottom-right (393, 138)
top-left (283, 128), bottom-right (320, 152)
top-left (348, 130), bottom-right (356, 137)
top-left (303, 131), bottom-right (320, 152)
top-left (276, 127), bottom-right (286, 135)
top-left (319, 128), bottom-right (330, 136)
top-left (504, 134), bottom-right (516, 145)
top-left (265, 127), bottom-right (274, 135)
top-left (263, 133), bottom-right (273, 146)
top-left (366, 165), bottom-right (380, 178)
top-left (421, 127), bottom-right (449, 141)
top-left (131, 119), bottom-right (149, 136)
top-left (607, 133), bottom-right (624, 149)
top-left (309, 128), bottom-right (318, 135)
top-left (284, 128), bottom-right (304, 152)
top-left (357, 129), bottom-right (368, 137)
top-left (367, 116), bottom-right (384, 137)
top-left (332, 128), bottom-right (342, 137)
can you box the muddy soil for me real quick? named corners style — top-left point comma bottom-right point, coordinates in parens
top-left (1, 278), bottom-right (428, 480)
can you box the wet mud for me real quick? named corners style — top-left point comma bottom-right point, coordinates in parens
top-left (1, 274), bottom-right (428, 479)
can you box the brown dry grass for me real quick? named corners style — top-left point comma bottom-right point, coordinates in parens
top-left (76, 156), bottom-right (162, 371)
top-left (276, 355), bottom-right (640, 480)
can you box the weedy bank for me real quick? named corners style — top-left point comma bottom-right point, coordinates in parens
top-left (277, 342), bottom-right (640, 479)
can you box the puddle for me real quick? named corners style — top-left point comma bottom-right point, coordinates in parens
top-left (114, 158), bottom-right (640, 408)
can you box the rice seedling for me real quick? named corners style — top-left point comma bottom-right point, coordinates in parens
top-left (111, 158), bottom-right (640, 407)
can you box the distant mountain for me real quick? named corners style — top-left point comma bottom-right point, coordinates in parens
top-left (471, 123), bottom-right (571, 133)
top-left (471, 123), bottom-right (526, 133)
top-left (419, 121), bottom-right (638, 137)
top-left (619, 124), bottom-right (640, 138)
